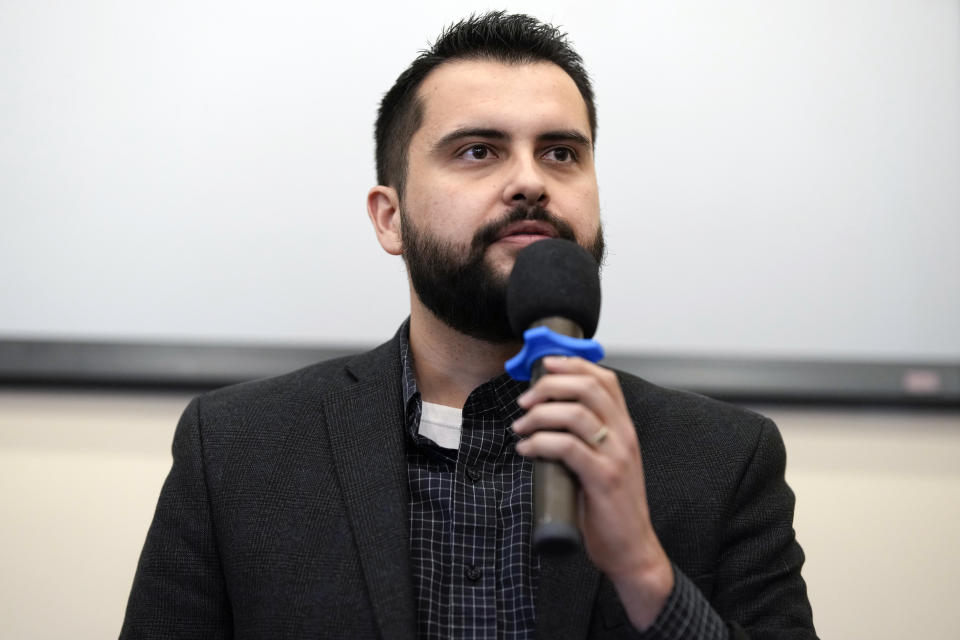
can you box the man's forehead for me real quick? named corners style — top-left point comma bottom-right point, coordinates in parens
top-left (413, 58), bottom-right (592, 143)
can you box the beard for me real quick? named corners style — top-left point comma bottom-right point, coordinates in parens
top-left (401, 203), bottom-right (605, 343)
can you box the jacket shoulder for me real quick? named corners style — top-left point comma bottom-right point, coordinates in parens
top-left (615, 369), bottom-right (774, 441)
top-left (198, 354), bottom-right (353, 411)
top-left (191, 334), bottom-right (401, 422)
top-left (613, 370), bottom-right (786, 517)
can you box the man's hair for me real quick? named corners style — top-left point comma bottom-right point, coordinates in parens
top-left (374, 11), bottom-right (596, 195)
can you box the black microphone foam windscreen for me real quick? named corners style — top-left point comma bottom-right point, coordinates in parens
top-left (506, 238), bottom-right (602, 339)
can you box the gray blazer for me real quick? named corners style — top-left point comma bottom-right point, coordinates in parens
top-left (120, 331), bottom-right (815, 639)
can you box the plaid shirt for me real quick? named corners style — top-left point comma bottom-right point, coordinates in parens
top-left (400, 324), bottom-right (728, 640)
top-left (401, 327), bottom-right (538, 639)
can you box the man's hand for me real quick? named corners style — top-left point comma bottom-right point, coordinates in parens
top-left (511, 356), bottom-right (675, 631)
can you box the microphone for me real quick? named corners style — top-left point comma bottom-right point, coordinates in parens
top-left (505, 238), bottom-right (603, 554)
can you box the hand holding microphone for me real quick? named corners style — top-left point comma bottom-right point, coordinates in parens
top-left (506, 240), bottom-right (673, 628)
top-left (504, 238), bottom-right (604, 554)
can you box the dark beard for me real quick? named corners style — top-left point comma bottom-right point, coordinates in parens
top-left (401, 204), bottom-right (605, 343)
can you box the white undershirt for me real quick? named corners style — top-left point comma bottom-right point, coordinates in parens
top-left (418, 401), bottom-right (462, 450)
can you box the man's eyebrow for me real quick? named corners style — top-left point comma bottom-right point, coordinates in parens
top-left (538, 130), bottom-right (592, 147)
top-left (432, 127), bottom-right (508, 152)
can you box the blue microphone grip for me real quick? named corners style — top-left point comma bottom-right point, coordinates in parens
top-left (505, 326), bottom-right (605, 381)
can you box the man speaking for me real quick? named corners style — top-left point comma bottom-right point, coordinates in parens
top-left (121, 12), bottom-right (816, 639)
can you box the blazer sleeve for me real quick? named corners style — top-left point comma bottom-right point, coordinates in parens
top-left (119, 397), bottom-right (233, 639)
top-left (628, 416), bottom-right (816, 640)
top-left (712, 416), bottom-right (816, 639)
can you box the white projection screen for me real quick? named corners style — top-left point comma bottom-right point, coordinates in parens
top-left (1, 1), bottom-right (958, 401)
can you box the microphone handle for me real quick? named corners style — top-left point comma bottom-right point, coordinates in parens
top-left (530, 357), bottom-right (581, 555)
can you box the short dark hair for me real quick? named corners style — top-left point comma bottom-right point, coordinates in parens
top-left (374, 11), bottom-right (597, 195)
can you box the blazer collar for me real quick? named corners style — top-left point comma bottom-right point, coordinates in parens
top-left (325, 329), bottom-right (417, 640)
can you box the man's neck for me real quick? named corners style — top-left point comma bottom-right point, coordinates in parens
top-left (408, 303), bottom-right (520, 409)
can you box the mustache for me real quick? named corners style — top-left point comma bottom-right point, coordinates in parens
top-left (469, 205), bottom-right (578, 255)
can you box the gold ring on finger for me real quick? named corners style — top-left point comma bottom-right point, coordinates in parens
top-left (587, 425), bottom-right (609, 448)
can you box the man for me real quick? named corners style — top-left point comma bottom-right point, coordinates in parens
top-left (122, 12), bottom-right (816, 640)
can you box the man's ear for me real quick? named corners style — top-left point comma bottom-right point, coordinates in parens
top-left (367, 185), bottom-right (403, 256)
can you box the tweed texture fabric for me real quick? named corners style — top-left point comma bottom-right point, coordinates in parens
top-left (120, 327), bottom-right (817, 639)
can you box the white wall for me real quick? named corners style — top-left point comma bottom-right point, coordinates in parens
top-left (1, 389), bottom-right (958, 639)
top-left (2, 0), bottom-right (958, 361)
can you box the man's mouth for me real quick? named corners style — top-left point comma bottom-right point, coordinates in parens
top-left (494, 220), bottom-right (559, 245)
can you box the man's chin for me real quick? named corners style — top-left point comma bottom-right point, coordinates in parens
top-left (482, 241), bottom-right (530, 280)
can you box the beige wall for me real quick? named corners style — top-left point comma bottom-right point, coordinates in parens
top-left (761, 405), bottom-right (960, 638)
top-left (1, 389), bottom-right (958, 639)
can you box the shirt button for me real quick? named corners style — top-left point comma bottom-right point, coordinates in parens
top-left (465, 564), bottom-right (482, 582)
top-left (466, 466), bottom-right (482, 482)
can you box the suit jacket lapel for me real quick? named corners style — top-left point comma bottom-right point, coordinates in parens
top-left (322, 331), bottom-right (603, 640)
top-left (325, 337), bottom-right (417, 640)
top-left (535, 548), bottom-right (601, 639)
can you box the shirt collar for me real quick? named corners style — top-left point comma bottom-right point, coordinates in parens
top-left (398, 319), bottom-right (528, 423)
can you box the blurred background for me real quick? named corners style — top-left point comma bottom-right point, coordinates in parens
top-left (1, 1), bottom-right (958, 638)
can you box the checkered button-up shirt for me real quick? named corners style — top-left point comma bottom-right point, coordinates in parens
top-left (400, 324), bottom-right (728, 640)
top-left (401, 328), bottom-right (538, 639)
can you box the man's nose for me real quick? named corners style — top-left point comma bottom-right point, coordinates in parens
top-left (502, 156), bottom-right (549, 207)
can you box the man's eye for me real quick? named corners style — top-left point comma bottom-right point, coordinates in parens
top-left (545, 147), bottom-right (576, 163)
top-left (461, 144), bottom-right (490, 160)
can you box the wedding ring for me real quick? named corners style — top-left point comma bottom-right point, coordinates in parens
top-left (587, 425), bottom-right (609, 447)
